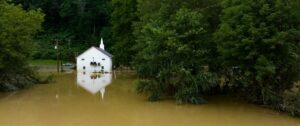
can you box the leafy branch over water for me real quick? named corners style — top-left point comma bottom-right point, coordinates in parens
top-left (0, 0), bottom-right (45, 91)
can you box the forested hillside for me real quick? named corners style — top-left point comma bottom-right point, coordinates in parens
top-left (12, 0), bottom-right (112, 60)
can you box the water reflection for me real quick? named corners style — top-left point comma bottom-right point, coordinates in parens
top-left (76, 72), bottom-right (112, 99)
top-left (1, 72), bottom-right (300, 126)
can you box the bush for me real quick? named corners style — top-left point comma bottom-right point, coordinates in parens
top-left (282, 90), bottom-right (300, 116)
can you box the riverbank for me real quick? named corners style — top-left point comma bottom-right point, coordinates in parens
top-left (0, 61), bottom-right (57, 92)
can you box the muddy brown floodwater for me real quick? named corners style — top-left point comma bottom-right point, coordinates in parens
top-left (0, 71), bottom-right (300, 126)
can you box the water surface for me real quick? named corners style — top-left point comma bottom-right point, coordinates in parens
top-left (0, 72), bottom-right (300, 126)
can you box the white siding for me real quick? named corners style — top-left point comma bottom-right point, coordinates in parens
top-left (76, 47), bottom-right (112, 72)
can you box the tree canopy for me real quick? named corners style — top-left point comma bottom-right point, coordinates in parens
top-left (133, 0), bottom-right (221, 103)
top-left (110, 0), bottom-right (137, 66)
top-left (11, 0), bottom-right (111, 60)
top-left (0, 0), bottom-right (44, 91)
top-left (215, 0), bottom-right (300, 115)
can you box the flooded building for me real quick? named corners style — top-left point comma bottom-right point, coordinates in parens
top-left (76, 38), bottom-right (113, 73)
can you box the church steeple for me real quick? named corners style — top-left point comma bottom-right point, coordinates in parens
top-left (100, 38), bottom-right (105, 50)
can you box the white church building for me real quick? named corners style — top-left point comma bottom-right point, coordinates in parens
top-left (76, 38), bottom-right (113, 73)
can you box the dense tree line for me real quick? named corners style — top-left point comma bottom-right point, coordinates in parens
top-left (215, 0), bottom-right (300, 115)
top-left (0, 0), bottom-right (44, 91)
top-left (11, 0), bottom-right (112, 60)
top-left (110, 0), bottom-right (137, 67)
top-left (121, 0), bottom-right (299, 115)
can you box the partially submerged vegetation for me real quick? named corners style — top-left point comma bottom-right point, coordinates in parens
top-left (0, 69), bottom-right (55, 91)
top-left (214, 0), bottom-right (300, 116)
top-left (0, 0), bottom-right (45, 91)
top-left (133, 0), bottom-right (220, 104)
top-left (129, 0), bottom-right (300, 116)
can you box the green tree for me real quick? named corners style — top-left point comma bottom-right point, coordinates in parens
top-left (0, 0), bottom-right (44, 91)
top-left (110, 0), bottom-right (137, 67)
top-left (12, 0), bottom-right (112, 61)
top-left (215, 0), bottom-right (300, 106)
top-left (134, 0), bottom-right (220, 104)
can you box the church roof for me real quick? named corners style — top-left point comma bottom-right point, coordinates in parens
top-left (76, 46), bottom-right (113, 58)
top-left (94, 47), bottom-right (113, 58)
